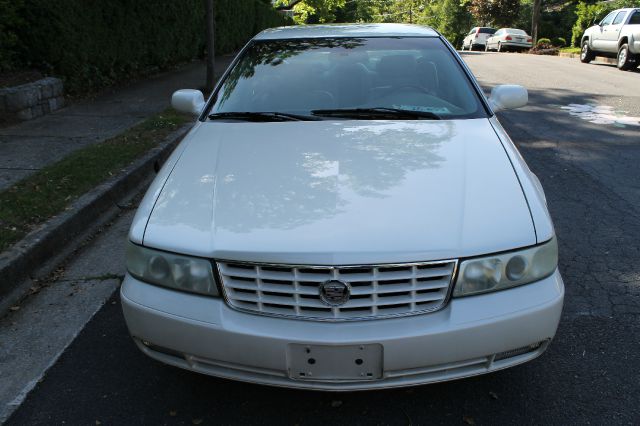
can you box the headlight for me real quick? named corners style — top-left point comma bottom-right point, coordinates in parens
top-left (126, 241), bottom-right (219, 297)
top-left (453, 237), bottom-right (558, 297)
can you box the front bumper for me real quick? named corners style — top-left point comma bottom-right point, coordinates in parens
top-left (121, 270), bottom-right (564, 391)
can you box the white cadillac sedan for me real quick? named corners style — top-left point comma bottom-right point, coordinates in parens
top-left (485, 28), bottom-right (533, 52)
top-left (122, 24), bottom-right (564, 390)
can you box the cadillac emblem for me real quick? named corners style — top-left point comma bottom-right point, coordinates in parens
top-left (319, 279), bottom-right (350, 306)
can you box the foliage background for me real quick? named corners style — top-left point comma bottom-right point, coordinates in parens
top-left (1, 0), bottom-right (289, 93)
top-left (278, 0), bottom-right (640, 49)
top-left (4, 0), bottom-right (640, 90)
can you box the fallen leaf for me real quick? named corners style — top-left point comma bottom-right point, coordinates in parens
top-left (9, 306), bottom-right (20, 311)
top-left (192, 419), bottom-right (203, 425)
top-left (463, 416), bottom-right (475, 425)
top-left (96, 421), bottom-right (101, 425)
top-left (331, 400), bottom-right (343, 408)
top-left (169, 410), bottom-right (177, 417)
top-left (489, 391), bottom-right (498, 400)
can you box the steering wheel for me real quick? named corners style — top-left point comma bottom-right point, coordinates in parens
top-left (310, 90), bottom-right (335, 105)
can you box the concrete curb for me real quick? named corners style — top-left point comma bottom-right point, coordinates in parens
top-left (0, 123), bottom-right (191, 314)
top-left (558, 51), bottom-right (617, 65)
top-left (558, 52), bottom-right (580, 59)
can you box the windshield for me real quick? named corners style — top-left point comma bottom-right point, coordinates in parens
top-left (208, 37), bottom-right (487, 120)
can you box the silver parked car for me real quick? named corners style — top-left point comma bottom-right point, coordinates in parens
top-left (580, 8), bottom-right (640, 70)
top-left (122, 23), bottom-right (563, 391)
top-left (485, 28), bottom-right (533, 52)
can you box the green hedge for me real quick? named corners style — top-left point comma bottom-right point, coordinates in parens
top-left (0, 0), bottom-right (23, 72)
top-left (552, 37), bottom-right (566, 47)
top-left (4, 0), bottom-right (288, 93)
top-left (214, 0), bottom-right (288, 53)
top-left (537, 38), bottom-right (552, 46)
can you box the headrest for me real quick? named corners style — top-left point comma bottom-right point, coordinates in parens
top-left (377, 55), bottom-right (417, 76)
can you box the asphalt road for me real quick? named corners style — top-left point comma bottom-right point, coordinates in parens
top-left (6, 53), bottom-right (640, 425)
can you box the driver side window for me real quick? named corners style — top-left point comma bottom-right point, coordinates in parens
top-left (600, 12), bottom-right (616, 26)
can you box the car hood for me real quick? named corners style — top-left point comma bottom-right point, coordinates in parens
top-left (143, 119), bottom-right (536, 264)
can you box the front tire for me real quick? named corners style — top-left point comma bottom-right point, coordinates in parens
top-left (617, 43), bottom-right (635, 70)
top-left (580, 40), bottom-right (595, 63)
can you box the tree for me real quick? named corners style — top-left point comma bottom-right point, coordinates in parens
top-left (469, 0), bottom-right (521, 27)
top-left (420, 0), bottom-right (473, 47)
top-left (275, 0), bottom-right (304, 10)
top-left (276, 0), bottom-right (346, 24)
top-left (531, 0), bottom-right (541, 43)
top-left (204, 0), bottom-right (215, 93)
top-left (339, 0), bottom-right (397, 23)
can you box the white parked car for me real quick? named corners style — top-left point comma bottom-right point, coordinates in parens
top-left (485, 28), bottom-right (533, 52)
top-left (580, 8), bottom-right (640, 70)
top-left (461, 27), bottom-right (497, 51)
top-left (122, 24), bottom-right (564, 390)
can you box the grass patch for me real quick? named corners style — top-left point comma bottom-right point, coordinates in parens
top-left (0, 108), bottom-right (191, 252)
top-left (560, 47), bottom-right (581, 54)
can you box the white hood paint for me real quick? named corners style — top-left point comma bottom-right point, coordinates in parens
top-left (141, 119), bottom-right (536, 264)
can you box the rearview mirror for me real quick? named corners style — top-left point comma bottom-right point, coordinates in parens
top-left (171, 89), bottom-right (205, 115)
top-left (488, 85), bottom-right (528, 112)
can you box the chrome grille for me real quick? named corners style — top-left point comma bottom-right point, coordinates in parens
top-left (216, 260), bottom-right (457, 321)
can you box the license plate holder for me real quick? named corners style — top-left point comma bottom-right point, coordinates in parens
top-left (287, 344), bottom-right (383, 381)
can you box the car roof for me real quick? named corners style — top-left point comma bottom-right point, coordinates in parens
top-left (610, 8), bottom-right (638, 13)
top-left (255, 23), bottom-right (439, 40)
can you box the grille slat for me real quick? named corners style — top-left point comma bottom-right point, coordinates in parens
top-left (217, 260), bottom-right (456, 321)
top-left (226, 279), bottom-right (318, 296)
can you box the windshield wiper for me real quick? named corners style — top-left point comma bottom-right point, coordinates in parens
top-left (208, 111), bottom-right (321, 122)
top-left (311, 108), bottom-right (441, 120)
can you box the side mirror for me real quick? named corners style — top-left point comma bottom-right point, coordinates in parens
top-left (171, 89), bottom-right (205, 115)
top-left (488, 85), bottom-right (528, 112)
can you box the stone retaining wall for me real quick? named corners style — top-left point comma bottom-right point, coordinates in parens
top-left (0, 77), bottom-right (65, 121)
